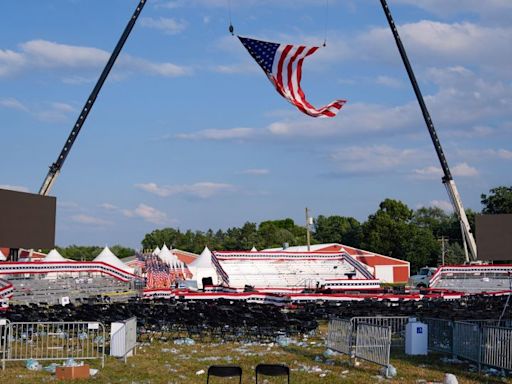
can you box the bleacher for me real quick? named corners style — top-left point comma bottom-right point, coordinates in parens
top-left (8, 276), bottom-right (136, 305)
top-left (213, 251), bottom-right (368, 289)
top-left (430, 265), bottom-right (512, 293)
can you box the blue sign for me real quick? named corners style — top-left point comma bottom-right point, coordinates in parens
top-left (417, 327), bottom-right (423, 334)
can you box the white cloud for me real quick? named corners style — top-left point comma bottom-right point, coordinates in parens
top-left (452, 162), bottom-right (479, 177)
top-left (71, 214), bottom-right (111, 226)
top-left (0, 49), bottom-right (26, 76)
top-left (0, 184), bottom-right (29, 192)
top-left (36, 102), bottom-right (75, 123)
top-left (122, 203), bottom-right (169, 225)
top-left (239, 168), bottom-right (270, 175)
top-left (376, 75), bottom-right (404, 88)
top-left (392, 0), bottom-right (512, 21)
top-left (330, 145), bottom-right (422, 174)
top-left (356, 21), bottom-right (512, 72)
top-left (140, 17), bottom-right (187, 34)
top-left (428, 199), bottom-right (454, 212)
top-left (136, 182), bottom-right (236, 198)
top-left (457, 148), bottom-right (512, 161)
top-left (99, 203), bottom-right (119, 211)
top-left (412, 163), bottom-right (478, 179)
top-left (175, 127), bottom-right (257, 140)
top-left (0, 97), bottom-right (28, 111)
top-left (0, 39), bottom-right (190, 79)
top-left (21, 40), bottom-right (108, 68)
top-left (412, 166), bottom-right (443, 180)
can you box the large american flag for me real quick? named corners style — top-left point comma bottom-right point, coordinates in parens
top-left (238, 36), bottom-right (346, 118)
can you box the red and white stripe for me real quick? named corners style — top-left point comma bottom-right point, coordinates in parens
top-left (271, 44), bottom-right (346, 118)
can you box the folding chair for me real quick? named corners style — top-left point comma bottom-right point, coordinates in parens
top-left (255, 364), bottom-right (290, 384)
top-left (206, 365), bottom-right (242, 384)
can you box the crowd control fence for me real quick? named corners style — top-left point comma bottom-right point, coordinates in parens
top-left (0, 320), bottom-right (105, 370)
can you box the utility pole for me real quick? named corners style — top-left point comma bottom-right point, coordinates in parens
top-left (305, 207), bottom-right (312, 251)
top-left (438, 236), bottom-right (448, 265)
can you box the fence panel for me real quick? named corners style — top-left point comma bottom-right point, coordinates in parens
top-left (326, 318), bottom-right (352, 355)
top-left (482, 326), bottom-right (512, 371)
top-left (2, 321), bottom-right (105, 369)
top-left (355, 323), bottom-right (391, 367)
top-left (424, 318), bottom-right (453, 354)
top-left (0, 319), bottom-right (10, 370)
top-left (351, 316), bottom-right (409, 348)
top-left (453, 321), bottom-right (481, 364)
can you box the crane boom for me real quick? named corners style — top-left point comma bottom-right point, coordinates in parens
top-left (39, 0), bottom-right (147, 196)
top-left (379, 0), bottom-right (478, 261)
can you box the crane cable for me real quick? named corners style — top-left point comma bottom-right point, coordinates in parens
top-left (227, 0), bottom-right (329, 46)
top-left (228, 0), bottom-right (234, 35)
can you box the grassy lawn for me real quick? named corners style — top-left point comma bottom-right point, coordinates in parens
top-left (1, 326), bottom-right (510, 384)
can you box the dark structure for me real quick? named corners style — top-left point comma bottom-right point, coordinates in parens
top-left (0, 188), bottom-right (56, 250)
top-left (476, 214), bottom-right (512, 261)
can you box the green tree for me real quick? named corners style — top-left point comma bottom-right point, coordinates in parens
top-left (362, 199), bottom-right (440, 271)
top-left (313, 215), bottom-right (362, 247)
top-left (481, 186), bottom-right (512, 214)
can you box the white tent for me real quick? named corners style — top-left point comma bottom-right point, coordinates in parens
top-left (42, 249), bottom-right (71, 262)
top-left (94, 246), bottom-right (135, 274)
top-left (158, 244), bottom-right (178, 266)
top-left (188, 246), bottom-right (218, 288)
top-left (152, 246), bottom-right (161, 256)
top-left (0, 249), bottom-right (6, 261)
top-left (250, 246), bottom-right (258, 252)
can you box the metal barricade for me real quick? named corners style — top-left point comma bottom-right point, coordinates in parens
top-left (0, 319), bottom-right (10, 370)
top-left (2, 321), bottom-right (105, 369)
top-left (453, 321), bottom-right (481, 366)
top-left (326, 318), bottom-right (352, 355)
top-left (424, 318), bottom-right (453, 354)
top-left (355, 323), bottom-right (391, 367)
top-left (481, 326), bottom-right (512, 371)
top-left (350, 316), bottom-right (409, 347)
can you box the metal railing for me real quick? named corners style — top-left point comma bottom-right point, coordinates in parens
top-left (326, 318), bottom-right (352, 355)
top-left (1, 321), bottom-right (105, 370)
top-left (427, 318), bottom-right (512, 372)
top-left (355, 323), bottom-right (391, 367)
top-left (350, 316), bottom-right (409, 347)
top-left (482, 326), bottom-right (512, 371)
top-left (453, 321), bottom-right (481, 366)
top-left (424, 318), bottom-right (453, 354)
top-left (0, 319), bottom-right (10, 370)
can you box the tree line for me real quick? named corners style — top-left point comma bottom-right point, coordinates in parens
top-left (140, 186), bottom-right (512, 271)
top-left (55, 186), bottom-right (511, 271)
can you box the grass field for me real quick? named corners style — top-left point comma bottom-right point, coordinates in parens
top-left (1, 326), bottom-right (511, 384)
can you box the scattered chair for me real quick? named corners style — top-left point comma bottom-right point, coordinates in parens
top-left (207, 365), bottom-right (242, 384)
top-left (255, 364), bottom-right (290, 384)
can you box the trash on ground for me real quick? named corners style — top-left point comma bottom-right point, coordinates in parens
top-left (174, 338), bottom-right (195, 345)
top-left (26, 359), bottom-right (42, 371)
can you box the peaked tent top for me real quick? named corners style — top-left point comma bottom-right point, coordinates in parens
top-left (152, 246), bottom-right (161, 256)
top-left (159, 244), bottom-right (178, 265)
top-left (190, 246), bottom-right (213, 268)
top-left (43, 249), bottom-right (70, 262)
top-left (0, 249), bottom-right (6, 261)
top-left (94, 246), bottom-right (134, 274)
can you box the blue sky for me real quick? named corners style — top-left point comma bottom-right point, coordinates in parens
top-left (1, 0), bottom-right (511, 249)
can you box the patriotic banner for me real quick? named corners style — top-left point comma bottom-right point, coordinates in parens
top-left (239, 36), bottom-right (346, 118)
